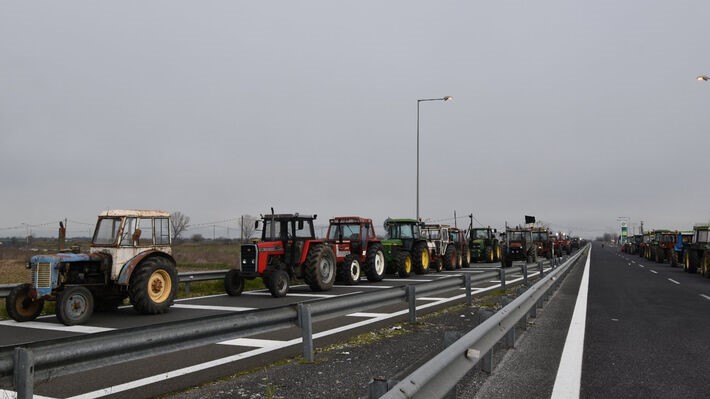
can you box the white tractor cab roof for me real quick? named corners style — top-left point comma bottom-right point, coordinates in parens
top-left (98, 209), bottom-right (171, 218)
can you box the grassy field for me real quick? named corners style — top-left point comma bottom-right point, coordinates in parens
top-left (0, 240), bottom-right (264, 320)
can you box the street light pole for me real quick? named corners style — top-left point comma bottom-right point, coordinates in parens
top-left (416, 96), bottom-right (452, 221)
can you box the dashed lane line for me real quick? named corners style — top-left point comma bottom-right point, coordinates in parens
top-left (668, 279), bottom-right (680, 285)
top-left (700, 294), bottom-right (710, 301)
top-left (172, 304), bottom-right (256, 312)
top-left (650, 270), bottom-right (658, 274)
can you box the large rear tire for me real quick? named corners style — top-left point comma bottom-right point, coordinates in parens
top-left (702, 253), bottom-right (710, 278)
top-left (364, 244), bottom-right (386, 282)
top-left (412, 242), bottom-right (430, 274)
top-left (339, 254), bottom-right (361, 285)
top-left (129, 257), bottom-right (178, 314)
top-left (224, 269), bottom-right (245, 296)
top-left (462, 247), bottom-right (471, 268)
top-left (304, 245), bottom-right (336, 292)
top-left (486, 247), bottom-right (494, 263)
top-left (6, 283), bottom-right (44, 322)
top-left (56, 286), bottom-right (94, 326)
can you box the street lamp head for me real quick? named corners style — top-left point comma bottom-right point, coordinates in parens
top-left (697, 75), bottom-right (710, 82)
top-left (443, 96), bottom-right (453, 101)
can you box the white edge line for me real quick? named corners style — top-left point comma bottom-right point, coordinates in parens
top-left (700, 294), bottom-right (710, 301)
top-left (650, 270), bottom-right (658, 274)
top-left (668, 279), bottom-right (680, 285)
top-left (551, 249), bottom-right (590, 398)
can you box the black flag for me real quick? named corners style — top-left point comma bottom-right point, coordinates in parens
top-left (525, 215), bottom-right (536, 224)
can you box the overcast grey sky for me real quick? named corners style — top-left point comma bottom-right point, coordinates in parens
top-left (1, 1), bottom-right (709, 239)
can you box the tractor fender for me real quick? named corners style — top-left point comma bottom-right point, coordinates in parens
top-left (117, 250), bottom-right (176, 285)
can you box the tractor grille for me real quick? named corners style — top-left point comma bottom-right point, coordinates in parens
top-left (34, 262), bottom-right (52, 289)
top-left (241, 245), bottom-right (257, 274)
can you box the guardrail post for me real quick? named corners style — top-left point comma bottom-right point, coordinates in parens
top-left (464, 273), bottom-right (472, 305)
top-left (505, 327), bottom-right (516, 348)
top-left (538, 261), bottom-right (544, 278)
top-left (298, 303), bottom-right (314, 362)
top-left (406, 285), bottom-right (416, 323)
top-left (479, 310), bottom-right (494, 373)
top-left (183, 281), bottom-right (191, 295)
top-left (368, 377), bottom-right (389, 398)
top-left (499, 268), bottom-right (506, 290)
top-left (522, 263), bottom-right (528, 286)
top-left (14, 347), bottom-right (33, 399)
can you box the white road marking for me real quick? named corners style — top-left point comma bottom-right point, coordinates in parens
top-left (382, 278), bottom-right (433, 282)
top-left (631, 261), bottom-right (636, 264)
top-left (218, 338), bottom-right (287, 348)
top-left (0, 320), bottom-right (114, 334)
top-left (243, 292), bottom-right (336, 298)
top-left (700, 294), bottom-right (710, 301)
top-left (347, 312), bottom-right (390, 318)
top-left (337, 285), bottom-right (393, 289)
top-left (639, 265), bottom-right (645, 268)
top-left (172, 304), bottom-right (256, 312)
top-left (418, 297), bottom-right (448, 301)
top-left (650, 270), bottom-right (658, 274)
top-left (551, 248), bottom-right (591, 398)
top-left (0, 390), bottom-right (55, 399)
top-left (668, 279), bottom-right (680, 285)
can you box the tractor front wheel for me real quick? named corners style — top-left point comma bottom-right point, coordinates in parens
top-left (304, 245), bottom-right (336, 292)
top-left (364, 244), bottom-right (386, 282)
top-left (444, 245), bottom-right (457, 271)
top-left (397, 251), bottom-right (413, 278)
top-left (702, 253), bottom-right (710, 278)
top-left (339, 254), bottom-right (361, 285)
top-left (6, 283), bottom-right (44, 322)
top-left (413, 242), bottom-right (430, 274)
top-left (129, 257), bottom-right (178, 314)
top-left (224, 269), bottom-right (245, 296)
top-left (268, 270), bottom-right (290, 297)
top-left (56, 286), bottom-right (94, 326)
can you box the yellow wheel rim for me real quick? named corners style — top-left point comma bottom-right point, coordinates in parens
top-left (148, 269), bottom-right (172, 303)
top-left (421, 250), bottom-right (429, 270)
top-left (404, 257), bottom-right (412, 273)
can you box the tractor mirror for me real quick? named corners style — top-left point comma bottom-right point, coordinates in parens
top-left (298, 220), bottom-right (304, 230)
top-left (255, 221), bottom-right (259, 229)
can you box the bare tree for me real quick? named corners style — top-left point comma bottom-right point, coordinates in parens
top-left (240, 214), bottom-right (258, 241)
top-left (171, 212), bottom-right (190, 242)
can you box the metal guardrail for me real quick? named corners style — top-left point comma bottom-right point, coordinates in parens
top-left (0, 260), bottom-right (556, 398)
top-left (372, 245), bottom-right (588, 399)
top-left (0, 271), bottom-right (229, 298)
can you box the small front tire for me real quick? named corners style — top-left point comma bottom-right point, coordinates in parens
top-left (224, 269), bottom-right (245, 296)
top-left (268, 270), bottom-right (290, 298)
top-left (56, 286), bottom-right (94, 326)
top-left (6, 283), bottom-right (44, 322)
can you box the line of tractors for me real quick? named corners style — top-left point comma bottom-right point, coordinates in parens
top-left (6, 209), bottom-right (580, 326)
top-left (620, 224), bottom-right (710, 278)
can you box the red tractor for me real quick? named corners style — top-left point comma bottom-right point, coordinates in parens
top-left (224, 212), bottom-right (336, 297)
top-left (324, 216), bottom-right (386, 285)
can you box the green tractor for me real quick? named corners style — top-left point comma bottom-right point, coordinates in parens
top-left (467, 216), bottom-right (500, 263)
top-left (683, 224), bottom-right (710, 277)
top-left (381, 218), bottom-right (430, 278)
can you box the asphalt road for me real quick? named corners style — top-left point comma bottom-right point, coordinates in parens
top-left (582, 243), bottom-right (710, 398)
top-left (0, 260), bottom-right (545, 399)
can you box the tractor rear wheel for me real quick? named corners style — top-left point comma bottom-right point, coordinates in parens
top-left (671, 252), bottom-right (678, 268)
top-left (434, 257), bottom-right (444, 273)
top-left (444, 245), bottom-right (457, 271)
top-left (339, 254), bottom-right (361, 285)
top-left (304, 245), bottom-right (336, 292)
top-left (365, 243), bottom-right (386, 282)
top-left (129, 257), bottom-right (178, 314)
top-left (6, 283), bottom-right (44, 322)
top-left (702, 253), bottom-right (710, 278)
top-left (268, 270), bottom-right (290, 297)
top-left (687, 251), bottom-right (699, 273)
top-left (397, 251), bottom-right (413, 278)
top-left (56, 286), bottom-right (94, 326)
top-left (224, 269), bottom-right (245, 296)
top-left (486, 247), bottom-right (494, 263)
top-left (412, 242), bottom-right (430, 274)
